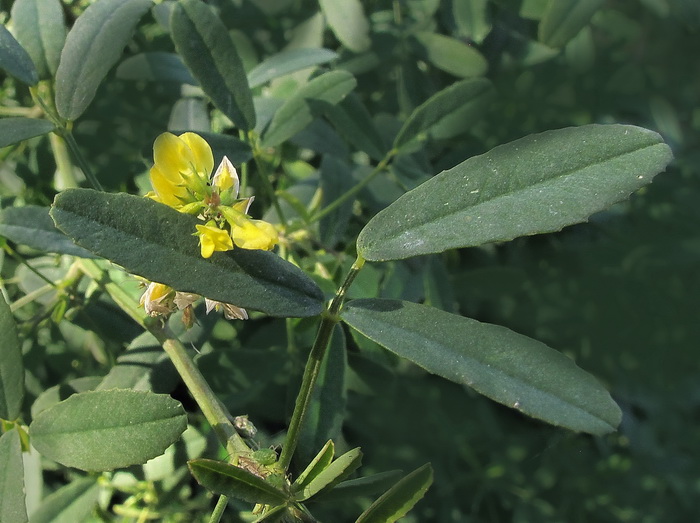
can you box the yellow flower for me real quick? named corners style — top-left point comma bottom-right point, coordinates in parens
top-left (195, 222), bottom-right (234, 258)
top-left (139, 282), bottom-right (175, 316)
top-left (231, 219), bottom-right (279, 250)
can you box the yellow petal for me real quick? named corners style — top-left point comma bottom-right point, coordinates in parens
top-left (150, 165), bottom-right (188, 208)
top-left (212, 156), bottom-right (239, 194)
top-left (153, 132), bottom-right (193, 180)
top-left (179, 132), bottom-right (214, 177)
top-left (195, 223), bottom-right (234, 258)
top-left (231, 218), bottom-right (278, 250)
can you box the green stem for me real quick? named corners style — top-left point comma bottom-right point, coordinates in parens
top-left (49, 132), bottom-right (79, 189)
top-left (58, 128), bottom-right (104, 191)
top-left (208, 496), bottom-right (228, 523)
top-left (9, 284), bottom-right (55, 312)
top-left (277, 255), bottom-right (365, 471)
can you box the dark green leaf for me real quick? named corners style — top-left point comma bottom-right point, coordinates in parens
top-left (318, 0), bottom-right (371, 52)
top-left (54, 0), bottom-right (153, 120)
top-left (10, 0), bottom-right (66, 78)
top-left (453, 0), bottom-right (491, 43)
top-left (293, 447), bottom-right (362, 501)
top-left (292, 440), bottom-right (334, 494)
top-left (324, 93), bottom-right (387, 161)
top-left (30, 389), bottom-right (187, 471)
top-left (355, 463), bottom-right (433, 523)
top-left (262, 70), bottom-right (357, 147)
top-left (115, 52), bottom-right (196, 84)
top-left (342, 299), bottom-right (622, 435)
top-left (0, 430), bottom-right (27, 523)
top-left (357, 125), bottom-right (673, 261)
top-left (319, 156), bottom-right (355, 247)
top-left (539, 0), bottom-right (605, 48)
top-left (0, 118), bottom-right (54, 148)
top-left (313, 470), bottom-right (404, 504)
top-left (0, 294), bottom-right (23, 421)
top-left (50, 190), bottom-right (322, 317)
top-left (0, 205), bottom-right (97, 258)
top-left (247, 48), bottom-right (338, 88)
top-left (171, 0), bottom-right (255, 130)
top-left (28, 477), bottom-right (99, 523)
top-left (0, 23), bottom-right (38, 85)
top-left (411, 32), bottom-right (487, 78)
top-left (187, 459), bottom-right (289, 505)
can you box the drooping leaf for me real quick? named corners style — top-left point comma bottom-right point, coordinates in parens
top-left (247, 48), bottom-right (338, 88)
top-left (355, 463), bottom-right (433, 523)
top-left (318, 0), bottom-right (371, 52)
top-left (357, 124), bottom-right (673, 261)
top-left (28, 477), bottom-right (100, 523)
top-left (539, 0), bottom-right (605, 48)
top-left (171, 0), bottom-right (255, 130)
top-left (0, 205), bottom-right (97, 258)
top-left (292, 440), bottom-right (335, 494)
top-left (50, 190), bottom-right (324, 317)
top-left (342, 299), bottom-right (622, 435)
top-left (115, 52), bottom-right (196, 84)
top-left (293, 447), bottom-right (362, 501)
top-left (10, 0), bottom-right (66, 78)
top-left (0, 24), bottom-right (38, 85)
top-left (324, 93), bottom-right (387, 161)
top-left (262, 70), bottom-right (357, 147)
top-left (0, 118), bottom-right (54, 149)
top-left (0, 294), bottom-right (23, 421)
top-left (54, 0), bottom-right (153, 121)
top-left (187, 459), bottom-right (289, 505)
top-left (0, 430), bottom-right (27, 523)
top-left (411, 32), bottom-right (487, 78)
top-left (29, 389), bottom-right (187, 471)
top-left (312, 470), bottom-right (404, 504)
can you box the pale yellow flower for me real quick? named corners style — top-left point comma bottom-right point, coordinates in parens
top-left (195, 222), bottom-right (234, 258)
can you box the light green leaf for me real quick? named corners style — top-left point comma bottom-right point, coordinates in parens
top-left (411, 32), bottom-right (487, 78)
top-left (292, 440), bottom-right (335, 494)
top-left (248, 48), bottom-right (338, 88)
top-left (293, 447), bottom-right (362, 501)
top-left (324, 93), bottom-right (387, 161)
top-left (342, 299), bottom-right (623, 435)
top-left (0, 117), bottom-right (54, 148)
top-left (0, 24), bottom-right (38, 85)
top-left (187, 459), bottom-right (289, 505)
top-left (30, 389), bottom-right (187, 471)
top-left (31, 376), bottom-right (102, 419)
top-left (262, 70), bottom-right (357, 147)
top-left (0, 294), bottom-right (23, 421)
top-left (313, 470), bottom-right (404, 504)
top-left (357, 124), bottom-right (673, 261)
top-left (539, 0), bottom-right (605, 48)
top-left (453, 0), bottom-right (491, 43)
top-left (0, 430), bottom-right (27, 523)
top-left (393, 78), bottom-right (494, 153)
top-left (115, 52), bottom-right (196, 84)
top-left (55, 0), bottom-right (153, 120)
top-left (318, 0), bottom-right (371, 52)
top-left (28, 477), bottom-right (100, 523)
top-left (171, 0), bottom-right (255, 130)
top-left (355, 463), bottom-right (433, 523)
top-left (168, 98), bottom-right (210, 133)
top-left (50, 189), bottom-right (324, 317)
top-left (10, 0), bottom-right (66, 78)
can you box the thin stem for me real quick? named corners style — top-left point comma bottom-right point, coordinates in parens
top-left (59, 128), bottom-right (104, 191)
top-left (2, 244), bottom-right (56, 287)
top-left (9, 284), bottom-right (55, 312)
top-left (208, 496), bottom-right (228, 523)
top-left (49, 132), bottom-right (79, 189)
top-left (277, 255), bottom-right (365, 471)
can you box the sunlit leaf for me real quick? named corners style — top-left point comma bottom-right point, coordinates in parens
top-left (293, 447), bottom-right (362, 501)
top-left (292, 440), bottom-right (334, 494)
top-left (319, 0), bottom-right (371, 52)
top-left (0, 430), bottom-right (27, 523)
top-left (10, 0), bottom-right (66, 78)
top-left (28, 477), bottom-right (99, 523)
top-left (411, 32), bottom-right (487, 78)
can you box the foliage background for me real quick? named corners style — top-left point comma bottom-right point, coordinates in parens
top-left (1, 0), bottom-right (699, 521)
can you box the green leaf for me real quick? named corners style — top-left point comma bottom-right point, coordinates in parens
top-left (29, 389), bottom-right (187, 471)
top-left (342, 299), bottom-right (622, 435)
top-left (0, 117), bottom-right (55, 148)
top-left (319, 156), bottom-right (355, 247)
top-left (50, 189), bottom-right (324, 317)
top-left (168, 98), bottom-right (210, 133)
top-left (293, 447), bottom-right (362, 501)
top-left (411, 32), bottom-right (487, 78)
top-left (324, 93), bottom-right (387, 161)
top-left (0, 294), bottom-right (23, 421)
top-left (0, 205), bottom-right (97, 258)
top-left (357, 124), bottom-right (673, 261)
top-left (318, 0), bottom-right (371, 52)
top-left (187, 459), bottom-right (289, 505)
top-left (453, 0), bottom-right (491, 43)
top-left (247, 48), bottom-right (338, 89)
top-left (0, 430), bottom-right (27, 523)
top-left (538, 0), bottom-right (605, 48)
top-left (115, 52), bottom-right (196, 84)
top-left (31, 376), bottom-right (102, 419)
top-left (355, 463), bottom-right (433, 523)
top-left (54, 0), bottom-right (153, 121)
top-left (0, 24), bottom-right (38, 85)
top-left (28, 477), bottom-right (100, 523)
top-left (10, 0), bottom-right (66, 78)
top-left (262, 70), bottom-right (357, 147)
top-left (292, 440), bottom-right (335, 494)
top-left (313, 470), bottom-right (404, 504)
top-left (171, 0), bottom-right (255, 130)
top-left (393, 78), bottom-right (494, 153)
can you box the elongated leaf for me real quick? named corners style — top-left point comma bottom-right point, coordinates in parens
top-left (31, 376), bottom-right (102, 419)
top-left (0, 294), bottom-right (23, 421)
top-left (0, 24), bottom-right (38, 85)
top-left (356, 464), bottom-right (433, 523)
top-left (188, 459), bottom-right (288, 505)
top-left (411, 32), bottom-right (487, 78)
top-left (539, 0), bottom-right (605, 48)
top-left (0, 205), bottom-right (97, 258)
top-left (248, 48), bottom-right (338, 88)
top-left (342, 299), bottom-right (622, 435)
top-left (313, 470), bottom-right (403, 503)
top-left (319, 0), bottom-right (371, 52)
top-left (393, 78), bottom-right (494, 152)
top-left (324, 93), bottom-right (387, 161)
top-left (116, 52), bottom-right (196, 84)
top-left (50, 189), bottom-right (324, 317)
top-left (262, 70), bottom-right (357, 147)
top-left (10, 0), bottom-right (66, 78)
top-left (357, 124), bottom-right (673, 261)
top-left (28, 477), bottom-right (99, 523)
top-left (30, 389), bottom-right (187, 471)
top-left (0, 430), bottom-right (27, 523)
top-left (171, 0), bottom-right (255, 130)
top-left (168, 98), bottom-right (210, 132)
top-left (453, 0), bottom-right (491, 43)
top-left (294, 447), bottom-right (362, 501)
top-left (292, 440), bottom-right (335, 493)
top-left (319, 156), bottom-right (355, 247)
top-left (55, 0), bottom-right (153, 121)
top-left (0, 118), bottom-right (54, 148)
